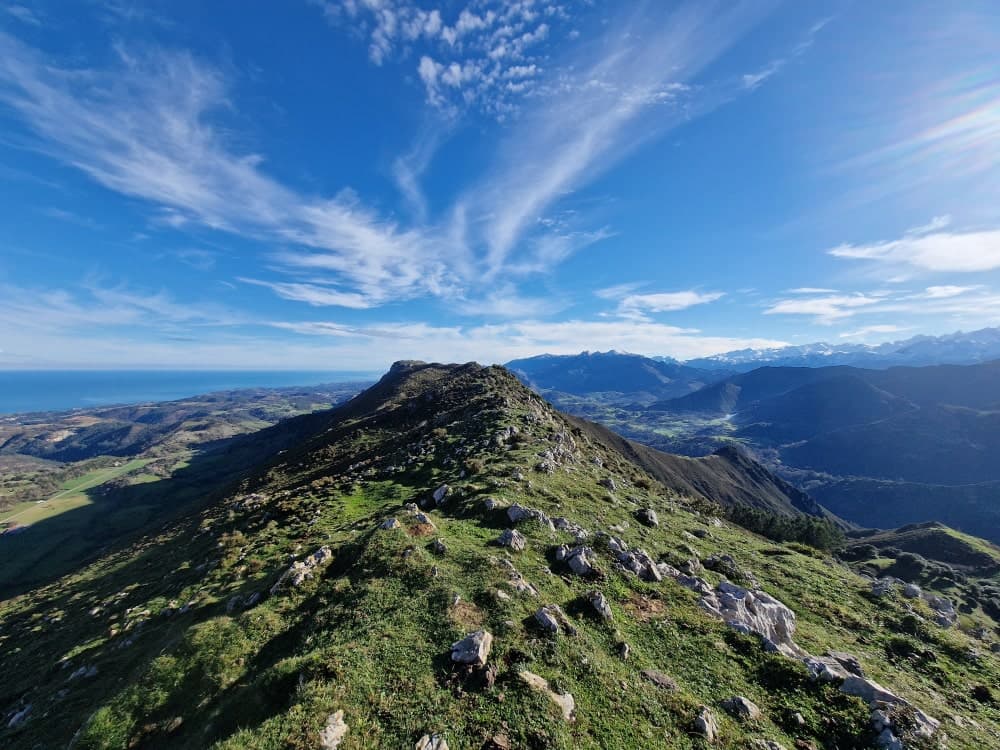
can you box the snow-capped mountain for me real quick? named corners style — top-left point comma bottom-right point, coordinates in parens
top-left (684, 326), bottom-right (1000, 371)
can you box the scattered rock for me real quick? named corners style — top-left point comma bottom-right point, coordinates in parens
top-left (67, 665), bottom-right (98, 681)
top-left (721, 695), bottom-right (762, 722)
top-left (517, 670), bottom-right (575, 722)
top-left (270, 546), bottom-right (334, 594)
top-left (507, 504), bottom-right (554, 531)
top-left (451, 630), bottom-right (493, 667)
top-left (564, 546), bottom-right (596, 576)
top-left (600, 477), bottom-right (617, 492)
top-left (534, 604), bottom-right (576, 635)
top-left (380, 518), bottom-right (402, 530)
top-left (871, 578), bottom-right (895, 598)
top-left (902, 583), bottom-right (922, 599)
top-left (415, 733), bottom-right (449, 750)
top-left (618, 641), bottom-right (630, 660)
top-left (699, 580), bottom-right (805, 658)
top-left (432, 484), bottom-right (450, 506)
top-left (694, 706), bottom-right (719, 743)
top-left (432, 538), bottom-right (448, 555)
top-left (588, 590), bottom-right (613, 621)
top-left (641, 669), bottom-right (677, 691)
top-left (319, 710), bottom-right (349, 749)
top-left (7, 704), bottom-right (31, 728)
top-left (497, 528), bottom-right (527, 551)
top-left (636, 508), bottom-right (659, 527)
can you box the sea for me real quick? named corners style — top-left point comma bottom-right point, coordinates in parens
top-left (0, 370), bottom-right (379, 415)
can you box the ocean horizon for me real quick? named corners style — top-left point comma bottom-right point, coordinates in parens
top-left (0, 370), bottom-right (379, 415)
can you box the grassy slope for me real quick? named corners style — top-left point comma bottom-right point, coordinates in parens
top-left (0, 365), bottom-right (996, 749)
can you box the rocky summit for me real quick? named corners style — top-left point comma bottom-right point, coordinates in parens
top-left (1, 361), bottom-right (998, 749)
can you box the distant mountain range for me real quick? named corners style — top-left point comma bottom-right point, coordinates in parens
top-left (683, 326), bottom-right (1000, 371)
top-left (506, 350), bottom-right (719, 402)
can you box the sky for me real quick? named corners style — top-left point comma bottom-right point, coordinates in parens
top-left (1, 0), bottom-right (999, 370)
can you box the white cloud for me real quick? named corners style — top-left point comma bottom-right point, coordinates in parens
top-left (922, 285), bottom-right (982, 299)
top-left (239, 278), bottom-right (374, 309)
top-left (319, 1), bottom-right (556, 116)
top-left (764, 293), bottom-right (883, 323)
top-left (829, 220), bottom-right (1000, 273)
top-left (838, 325), bottom-right (910, 339)
top-left (614, 290), bottom-right (725, 320)
top-left (786, 287), bottom-right (838, 294)
top-left (766, 284), bottom-right (1000, 326)
top-left (0, 32), bottom-right (457, 307)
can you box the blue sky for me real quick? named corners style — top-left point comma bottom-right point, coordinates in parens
top-left (1, 0), bottom-right (999, 369)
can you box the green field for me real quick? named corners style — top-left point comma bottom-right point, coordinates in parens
top-left (0, 458), bottom-right (151, 526)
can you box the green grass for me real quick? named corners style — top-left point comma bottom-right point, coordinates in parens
top-left (1, 365), bottom-right (996, 749)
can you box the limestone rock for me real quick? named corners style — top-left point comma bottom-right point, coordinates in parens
top-left (517, 670), bottom-right (575, 722)
top-left (415, 734), bottom-right (449, 750)
top-left (565, 546), bottom-right (596, 576)
top-left (432, 484), bottom-right (450, 506)
top-left (699, 581), bottom-right (805, 658)
top-left (636, 508), bottom-right (659, 527)
top-left (451, 630), bottom-right (493, 667)
top-left (694, 706), bottom-right (719, 742)
top-left (319, 710), bottom-right (349, 749)
top-left (588, 590), bottom-right (613, 621)
top-left (497, 528), bottom-right (527, 551)
top-left (721, 695), bottom-right (762, 722)
top-left (270, 546), bottom-right (334, 594)
top-left (380, 518), bottom-right (401, 530)
top-left (535, 604), bottom-right (576, 635)
top-left (641, 669), bottom-right (677, 691)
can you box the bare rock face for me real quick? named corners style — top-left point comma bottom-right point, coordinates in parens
top-left (450, 630), bottom-right (493, 667)
top-left (497, 528), bottom-right (527, 551)
top-left (319, 710), bottom-right (349, 749)
top-left (699, 580), bottom-right (805, 659)
top-left (517, 670), bottom-right (575, 722)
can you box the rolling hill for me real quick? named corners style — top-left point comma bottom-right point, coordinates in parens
top-left (2, 361), bottom-right (994, 748)
top-left (506, 351), bottom-right (724, 404)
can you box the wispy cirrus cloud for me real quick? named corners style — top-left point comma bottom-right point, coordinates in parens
top-left (0, 31), bottom-right (455, 308)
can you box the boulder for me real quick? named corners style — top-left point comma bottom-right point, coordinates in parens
top-left (432, 484), bottom-right (450, 505)
top-left (517, 670), bottom-right (575, 722)
top-left (270, 546), bottom-right (334, 594)
top-left (636, 508), bottom-right (659, 527)
top-left (497, 528), bottom-right (527, 551)
top-left (565, 546), bottom-right (596, 576)
top-left (699, 581), bottom-right (805, 658)
top-left (432, 538), bottom-right (448, 555)
top-left (319, 710), bottom-right (349, 749)
top-left (450, 630), bottom-right (493, 667)
top-left (902, 583), bottom-right (922, 599)
top-left (721, 695), bottom-right (762, 722)
top-left (380, 518), bottom-right (401, 530)
top-left (588, 590), bottom-right (613, 621)
top-left (694, 706), bottom-right (719, 743)
top-left (535, 604), bottom-right (576, 635)
top-left (415, 734), bottom-right (449, 750)
top-left (641, 669), bottom-right (677, 691)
